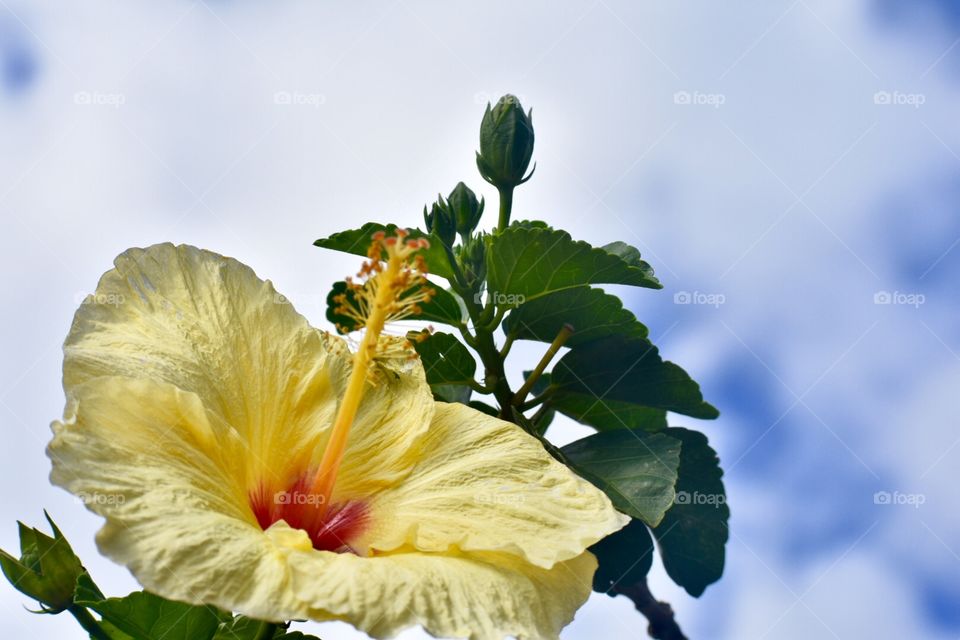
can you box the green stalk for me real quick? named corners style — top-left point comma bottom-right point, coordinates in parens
top-left (512, 324), bottom-right (573, 407)
top-left (68, 606), bottom-right (111, 640)
top-left (497, 186), bottom-right (514, 231)
top-left (440, 243), bottom-right (515, 414)
top-left (253, 621), bottom-right (281, 640)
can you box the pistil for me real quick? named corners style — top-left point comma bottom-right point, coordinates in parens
top-left (305, 231), bottom-right (432, 523)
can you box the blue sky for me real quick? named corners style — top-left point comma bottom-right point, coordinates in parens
top-left (1, 1), bottom-right (958, 638)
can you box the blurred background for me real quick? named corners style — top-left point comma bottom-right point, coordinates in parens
top-left (1, 1), bottom-right (958, 638)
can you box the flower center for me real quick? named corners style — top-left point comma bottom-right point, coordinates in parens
top-left (249, 474), bottom-right (369, 553)
top-left (249, 230), bottom-right (431, 552)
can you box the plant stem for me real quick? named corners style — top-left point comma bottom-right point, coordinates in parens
top-left (497, 186), bottom-right (514, 231)
top-left (611, 579), bottom-right (688, 640)
top-left (440, 242), bottom-right (516, 414)
top-left (474, 329), bottom-right (515, 418)
top-left (499, 332), bottom-right (516, 359)
top-left (481, 305), bottom-right (508, 333)
top-left (68, 606), bottom-right (111, 640)
top-left (457, 323), bottom-right (479, 349)
top-left (512, 324), bottom-right (574, 407)
top-left (530, 402), bottom-right (553, 436)
top-left (253, 621), bottom-right (281, 640)
top-left (518, 388), bottom-right (554, 411)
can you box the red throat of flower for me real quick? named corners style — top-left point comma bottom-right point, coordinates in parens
top-left (249, 475), bottom-right (370, 553)
top-left (249, 229), bottom-right (431, 553)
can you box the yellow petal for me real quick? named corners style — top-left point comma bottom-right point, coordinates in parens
top-left (289, 548), bottom-right (599, 640)
top-left (61, 243), bottom-right (433, 495)
top-left (48, 376), bottom-right (304, 621)
top-left (356, 402), bottom-right (628, 569)
top-left (49, 377), bottom-right (598, 638)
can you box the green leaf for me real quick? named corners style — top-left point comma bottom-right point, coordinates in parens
top-left (507, 219), bottom-right (551, 230)
top-left (551, 336), bottom-right (718, 422)
top-left (485, 227), bottom-right (661, 308)
top-left (0, 513), bottom-right (84, 612)
top-left (590, 518), bottom-right (655, 592)
top-left (409, 332), bottom-right (477, 388)
top-left (431, 383), bottom-right (472, 404)
top-left (212, 616), bottom-right (319, 639)
top-left (325, 280), bottom-right (463, 332)
top-left (553, 399), bottom-right (668, 433)
top-left (75, 574), bottom-right (230, 640)
top-left (468, 400), bottom-right (499, 416)
top-left (601, 241), bottom-right (655, 276)
top-left (97, 619), bottom-right (136, 639)
top-left (653, 427), bottom-right (729, 597)
top-left (561, 430), bottom-right (681, 526)
top-left (212, 616), bottom-right (273, 639)
top-left (314, 223), bottom-right (454, 280)
top-left (419, 286), bottom-right (465, 326)
top-left (504, 286), bottom-right (648, 347)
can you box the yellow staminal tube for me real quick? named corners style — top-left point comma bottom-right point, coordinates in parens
top-left (307, 231), bottom-right (431, 519)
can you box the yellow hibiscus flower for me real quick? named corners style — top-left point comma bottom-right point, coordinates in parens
top-left (47, 238), bottom-right (627, 639)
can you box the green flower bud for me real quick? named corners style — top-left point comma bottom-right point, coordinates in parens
top-left (457, 232), bottom-right (487, 286)
top-left (422, 196), bottom-right (456, 247)
top-left (0, 514), bottom-right (84, 613)
top-left (476, 95), bottom-right (535, 189)
top-left (447, 182), bottom-right (485, 239)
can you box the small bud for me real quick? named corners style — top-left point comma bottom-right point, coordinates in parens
top-left (447, 182), bottom-right (485, 239)
top-left (457, 232), bottom-right (487, 286)
top-left (476, 94), bottom-right (535, 190)
top-left (422, 196), bottom-right (456, 247)
top-left (0, 514), bottom-right (84, 613)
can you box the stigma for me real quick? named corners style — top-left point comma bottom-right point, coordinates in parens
top-left (332, 229), bottom-right (435, 339)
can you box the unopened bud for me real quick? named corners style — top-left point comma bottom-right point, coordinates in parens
top-left (447, 182), bottom-right (485, 239)
top-left (476, 94), bottom-right (535, 190)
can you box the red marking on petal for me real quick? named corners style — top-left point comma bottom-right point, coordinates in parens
top-left (249, 474), bottom-right (369, 553)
